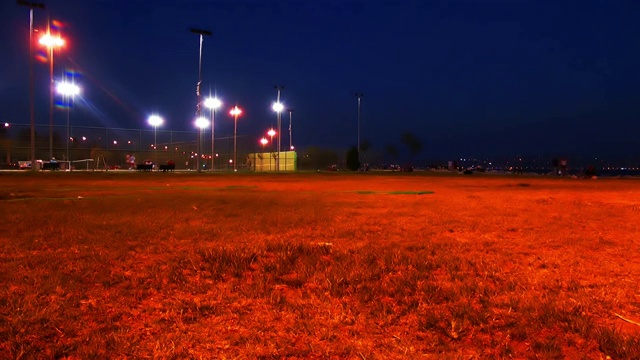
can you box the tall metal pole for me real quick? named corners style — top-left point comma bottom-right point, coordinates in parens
top-left (190, 28), bottom-right (211, 173)
top-left (66, 96), bottom-right (70, 168)
top-left (355, 92), bottom-right (364, 157)
top-left (233, 114), bottom-right (237, 171)
top-left (288, 109), bottom-right (293, 150)
top-left (274, 85), bottom-right (284, 171)
top-left (47, 17), bottom-right (54, 160)
top-left (196, 33), bottom-right (203, 172)
top-left (153, 125), bottom-right (157, 166)
top-left (18, 1), bottom-right (45, 172)
top-left (30, 8), bottom-right (36, 171)
top-left (58, 77), bottom-right (79, 170)
top-left (211, 106), bottom-right (216, 171)
top-left (229, 106), bottom-right (241, 172)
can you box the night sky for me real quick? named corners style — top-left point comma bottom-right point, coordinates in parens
top-left (1, 0), bottom-right (639, 161)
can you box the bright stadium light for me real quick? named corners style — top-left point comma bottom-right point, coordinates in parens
top-left (56, 82), bottom-right (80, 96)
top-left (195, 117), bottom-right (210, 129)
top-left (272, 102), bottom-right (284, 113)
top-left (39, 33), bottom-right (64, 47)
top-left (204, 97), bottom-right (222, 109)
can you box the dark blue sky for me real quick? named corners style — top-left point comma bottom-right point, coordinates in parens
top-left (2, 0), bottom-right (639, 160)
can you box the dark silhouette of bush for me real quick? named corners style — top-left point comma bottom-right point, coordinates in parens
top-left (346, 146), bottom-right (360, 171)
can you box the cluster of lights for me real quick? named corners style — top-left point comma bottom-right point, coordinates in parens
top-left (29, 22), bottom-right (297, 171)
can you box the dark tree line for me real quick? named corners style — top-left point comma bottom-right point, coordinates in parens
top-left (296, 131), bottom-right (424, 171)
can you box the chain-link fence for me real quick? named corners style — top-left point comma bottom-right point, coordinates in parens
top-left (1, 123), bottom-right (272, 171)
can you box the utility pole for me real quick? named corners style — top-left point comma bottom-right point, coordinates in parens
top-left (18, 0), bottom-right (46, 172)
top-left (355, 92), bottom-right (364, 156)
top-left (40, 15), bottom-right (65, 160)
top-left (288, 109), bottom-right (294, 150)
top-left (190, 28), bottom-right (212, 172)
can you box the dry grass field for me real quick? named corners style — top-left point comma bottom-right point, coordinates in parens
top-left (1, 171), bottom-right (639, 359)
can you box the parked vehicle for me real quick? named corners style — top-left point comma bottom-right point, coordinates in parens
top-left (18, 160), bottom-right (43, 170)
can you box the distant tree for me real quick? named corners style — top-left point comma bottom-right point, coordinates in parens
top-left (385, 143), bottom-right (399, 163)
top-left (401, 131), bottom-right (423, 158)
top-left (345, 146), bottom-right (360, 171)
top-left (360, 139), bottom-right (371, 157)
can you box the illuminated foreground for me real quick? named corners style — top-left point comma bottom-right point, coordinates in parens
top-left (1, 172), bottom-right (639, 358)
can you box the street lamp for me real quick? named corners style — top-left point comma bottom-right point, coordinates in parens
top-left (229, 106), bottom-right (242, 171)
top-left (56, 81), bottom-right (80, 171)
top-left (271, 102), bottom-right (284, 171)
top-left (259, 137), bottom-right (268, 172)
top-left (18, 0), bottom-right (45, 172)
top-left (267, 128), bottom-right (276, 152)
top-left (204, 96), bottom-right (222, 171)
top-left (39, 29), bottom-right (64, 160)
top-left (272, 101), bottom-right (284, 171)
top-left (148, 115), bottom-right (163, 167)
top-left (195, 116), bottom-right (209, 171)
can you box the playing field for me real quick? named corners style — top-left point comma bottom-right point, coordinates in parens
top-left (1, 172), bottom-right (639, 358)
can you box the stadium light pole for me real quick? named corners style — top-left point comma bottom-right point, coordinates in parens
top-left (287, 109), bottom-right (294, 151)
top-left (56, 81), bottom-right (80, 171)
top-left (39, 23), bottom-right (64, 160)
top-left (272, 85), bottom-right (284, 171)
top-left (18, 0), bottom-right (45, 172)
top-left (229, 106), bottom-right (242, 171)
top-left (204, 96), bottom-right (221, 171)
top-left (355, 92), bottom-right (363, 157)
top-left (148, 115), bottom-right (163, 167)
top-left (190, 28), bottom-right (212, 172)
top-left (267, 128), bottom-right (276, 153)
top-left (3, 123), bottom-right (10, 165)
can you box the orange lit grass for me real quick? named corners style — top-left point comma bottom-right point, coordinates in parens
top-left (1, 172), bottom-right (639, 358)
